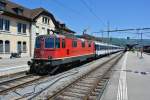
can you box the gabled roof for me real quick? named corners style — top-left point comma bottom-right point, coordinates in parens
top-left (30, 7), bottom-right (57, 25)
top-left (1, 0), bottom-right (32, 21)
top-left (1, 0), bottom-right (57, 23)
top-left (0, 0), bottom-right (75, 34)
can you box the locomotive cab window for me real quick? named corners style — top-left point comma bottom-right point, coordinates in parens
top-left (72, 40), bottom-right (77, 47)
top-left (62, 39), bottom-right (66, 48)
top-left (88, 42), bottom-right (91, 47)
top-left (35, 37), bottom-right (41, 48)
top-left (82, 41), bottom-right (85, 48)
top-left (55, 38), bottom-right (60, 48)
top-left (45, 37), bottom-right (54, 48)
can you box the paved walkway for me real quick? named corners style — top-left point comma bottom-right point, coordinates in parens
top-left (0, 57), bottom-right (31, 76)
top-left (101, 51), bottom-right (150, 100)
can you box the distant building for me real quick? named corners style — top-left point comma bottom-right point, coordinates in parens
top-left (0, 0), bottom-right (75, 58)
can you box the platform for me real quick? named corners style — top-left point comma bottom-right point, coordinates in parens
top-left (100, 51), bottom-right (150, 100)
top-left (0, 57), bottom-right (30, 76)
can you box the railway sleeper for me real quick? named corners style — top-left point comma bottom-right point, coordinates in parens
top-left (92, 91), bottom-right (102, 95)
top-left (67, 88), bottom-right (89, 94)
top-left (79, 80), bottom-right (96, 84)
top-left (62, 91), bottom-right (86, 98)
top-left (87, 75), bottom-right (103, 79)
top-left (88, 95), bottom-right (97, 100)
top-left (55, 95), bottom-right (83, 100)
top-left (73, 85), bottom-right (91, 91)
top-left (94, 88), bottom-right (102, 92)
top-left (96, 85), bottom-right (103, 89)
top-left (76, 83), bottom-right (94, 87)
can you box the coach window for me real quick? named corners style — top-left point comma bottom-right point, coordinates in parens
top-left (62, 39), bottom-right (66, 48)
top-left (5, 40), bottom-right (10, 53)
top-left (82, 41), bottom-right (85, 48)
top-left (0, 40), bottom-right (3, 53)
top-left (100, 45), bottom-right (104, 50)
top-left (95, 45), bottom-right (98, 50)
top-left (98, 45), bottom-right (100, 50)
top-left (45, 37), bottom-right (54, 48)
top-left (72, 40), bottom-right (77, 47)
top-left (55, 38), bottom-right (60, 48)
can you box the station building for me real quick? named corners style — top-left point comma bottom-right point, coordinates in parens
top-left (0, 0), bottom-right (75, 58)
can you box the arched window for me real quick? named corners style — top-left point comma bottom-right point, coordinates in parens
top-left (17, 41), bottom-right (22, 53)
top-left (5, 40), bottom-right (10, 53)
top-left (23, 42), bottom-right (27, 52)
top-left (0, 40), bottom-right (3, 53)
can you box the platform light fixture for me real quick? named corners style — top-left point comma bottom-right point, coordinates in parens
top-left (0, 10), bottom-right (4, 14)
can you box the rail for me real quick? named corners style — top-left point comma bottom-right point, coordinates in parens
top-left (47, 52), bottom-right (123, 100)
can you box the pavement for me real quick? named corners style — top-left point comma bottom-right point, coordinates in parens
top-left (100, 51), bottom-right (150, 100)
top-left (0, 57), bottom-right (31, 76)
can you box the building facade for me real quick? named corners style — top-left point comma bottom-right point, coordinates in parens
top-left (0, 4), bottom-right (31, 58)
top-left (0, 0), bottom-right (75, 58)
top-left (30, 8), bottom-right (57, 56)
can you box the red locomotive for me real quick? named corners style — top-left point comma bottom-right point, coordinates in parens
top-left (28, 33), bottom-right (95, 74)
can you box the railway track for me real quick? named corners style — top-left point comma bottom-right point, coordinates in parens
top-left (46, 53), bottom-right (123, 100)
top-left (0, 71), bottom-right (27, 82)
top-left (0, 74), bottom-right (46, 95)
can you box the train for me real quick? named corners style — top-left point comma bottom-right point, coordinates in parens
top-left (143, 45), bottom-right (150, 53)
top-left (28, 33), bottom-right (123, 75)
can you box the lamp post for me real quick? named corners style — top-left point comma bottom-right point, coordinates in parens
top-left (140, 32), bottom-right (143, 58)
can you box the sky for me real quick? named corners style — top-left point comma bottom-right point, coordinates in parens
top-left (12, 0), bottom-right (150, 39)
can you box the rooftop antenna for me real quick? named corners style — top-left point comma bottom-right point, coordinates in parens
top-left (83, 27), bottom-right (90, 35)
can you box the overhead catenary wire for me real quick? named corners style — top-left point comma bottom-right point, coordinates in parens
top-left (50, 0), bottom-right (84, 18)
top-left (80, 0), bottom-right (106, 27)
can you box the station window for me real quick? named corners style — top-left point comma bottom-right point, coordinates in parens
top-left (55, 38), bottom-right (60, 48)
top-left (22, 24), bottom-right (26, 33)
top-left (45, 37), bottom-right (54, 48)
top-left (0, 40), bottom-right (3, 53)
top-left (17, 41), bottom-right (22, 53)
top-left (23, 42), bottom-right (27, 52)
top-left (62, 39), bottom-right (66, 48)
top-left (0, 2), bottom-right (6, 10)
top-left (5, 40), bottom-right (10, 53)
top-left (47, 29), bottom-right (51, 35)
top-left (17, 23), bottom-right (22, 33)
top-left (17, 23), bottom-right (26, 34)
top-left (72, 40), bottom-right (77, 47)
top-left (0, 18), bottom-right (3, 30)
top-left (0, 18), bottom-right (10, 31)
top-left (42, 17), bottom-right (50, 25)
